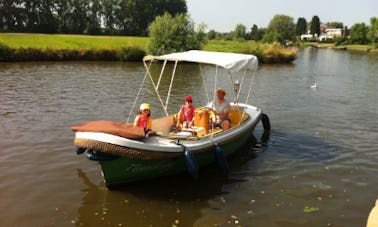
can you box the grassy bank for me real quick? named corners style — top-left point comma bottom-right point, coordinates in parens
top-left (304, 42), bottom-right (378, 52)
top-left (0, 33), bottom-right (148, 50)
top-left (0, 33), bottom-right (297, 63)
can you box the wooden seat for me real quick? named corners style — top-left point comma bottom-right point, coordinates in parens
top-left (228, 107), bottom-right (249, 126)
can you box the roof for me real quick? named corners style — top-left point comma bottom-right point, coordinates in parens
top-left (143, 50), bottom-right (258, 73)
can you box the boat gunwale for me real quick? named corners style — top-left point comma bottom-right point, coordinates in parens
top-left (74, 104), bottom-right (262, 159)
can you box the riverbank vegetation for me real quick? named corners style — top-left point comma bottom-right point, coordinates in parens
top-left (1, 1), bottom-right (376, 63)
top-left (0, 33), bottom-right (297, 63)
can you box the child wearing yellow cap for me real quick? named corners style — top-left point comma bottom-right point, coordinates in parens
top-left (134, 103), bottom-right (154, 137)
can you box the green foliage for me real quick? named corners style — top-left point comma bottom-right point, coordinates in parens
top-left (334, 36), bottom-right (349, 46)
top-left (0, 43), bottom-right (13, 61)
top-left (207, 30), bottom-right (216, 40)
top-left (120, 46), bottom-right (146, 61)
top-left (261, 43), bottom-right (297, 63)
top-left (203, 40), bottom-right (297, 64)
top-left (296, 18), bottom-right (307, 36)
top-left (232, 24), bottom-right (247, 40)
top-left (0, 0), bottom-right (187, 36)
top-left (267, 14), bottom-right (296, 42)
top-left (0, 33), bottom-right (148, 50)
top-left (240, 43), bottom-right (264, 62)
top-left (262, 31), bottom-right (284, 44)
top-left (310, 16), bottom-right (320, 36)
top-left (147, 13), bottom-right (207, 55)
top-left (1, 33), bottom-right (300, 63)
top-left (367, 17), bottom-right (378, 44)
top-left (326, 22), bottom-right (344, 29)
top-left (349, 23), bottom-right (369, 44)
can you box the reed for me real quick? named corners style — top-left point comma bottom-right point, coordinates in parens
top-left (203, 40), bottom-right (298, 63)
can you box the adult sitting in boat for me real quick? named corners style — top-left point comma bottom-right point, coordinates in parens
top-left (206, 88), bottom-right (231, 130)
top-left (134, 103), bottom-right (156, 137)
top-left (176, 95), bottom-right (195, 129)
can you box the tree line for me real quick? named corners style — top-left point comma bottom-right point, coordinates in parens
top-left (0, 0), bottom-right (187, 36)
top-left (209, 15), bottom-right (378, 46)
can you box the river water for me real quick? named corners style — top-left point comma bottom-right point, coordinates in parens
top-left (0, 48), bottom-right (377, 227)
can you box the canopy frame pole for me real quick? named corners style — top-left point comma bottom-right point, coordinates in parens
top-left (164, 60), bottom-right (178, 113)
top-left (126, 61), bottom-right (150, 123)
top-left (143, 59), bottom-right (169, 116)
top-left (156, 60), bottom-right (167, 90)
top-left (245, 69), bottom-right (257, 104)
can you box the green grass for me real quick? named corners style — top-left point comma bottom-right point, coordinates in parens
top-left (0, 33), bottom-right (298, 63)
top-left (0, 33), bottom-right (148, 50)
top-left (203, 39), bottom-right (252, 52)
top-left (303, 41), bottom-right (377, 52)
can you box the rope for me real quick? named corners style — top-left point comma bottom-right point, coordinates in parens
top-left (245, 69), bottom-right (257, 104)
top-left (126, 64), bottom-right (149, 124)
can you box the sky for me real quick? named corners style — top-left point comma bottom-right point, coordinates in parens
top-left (186, 0), bottom-right (378, 32)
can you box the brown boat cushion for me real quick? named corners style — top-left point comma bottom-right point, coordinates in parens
top-left (72, 121), bottom-right (145, 139)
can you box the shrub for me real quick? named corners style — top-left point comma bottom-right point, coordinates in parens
top-left (147, 13), bottom-right (207, 55)
top-left (0, 43), bottom-right (14, 61)
top-left (262, 44), bottom-right (297, 63)
top-left (120, 46), bottom-right (146, 61)
top-left (334, 37), bottom-right (349, 46)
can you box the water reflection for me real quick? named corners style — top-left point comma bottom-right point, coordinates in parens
top-left (74, 134), bottom-right (264, 226)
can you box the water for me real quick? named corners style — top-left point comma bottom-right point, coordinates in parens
top-left (0, 48), bottom-right (377, 226)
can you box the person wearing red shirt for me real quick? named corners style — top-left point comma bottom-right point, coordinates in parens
top-left (134, 103), bottom-right (154, 137)
top-left (176, 96), bottom-right (195, 129)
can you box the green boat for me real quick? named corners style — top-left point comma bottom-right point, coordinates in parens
top-left (72, 50), bottom-right (270, 187)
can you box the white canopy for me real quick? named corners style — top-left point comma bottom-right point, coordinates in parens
top-left (143, 50), bottom-right (258, 73)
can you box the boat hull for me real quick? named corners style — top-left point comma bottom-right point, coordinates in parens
top-left (99, 117), bottom-right (258, 186)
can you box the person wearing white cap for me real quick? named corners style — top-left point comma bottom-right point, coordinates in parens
top-left (133, 103), bottom-right (155, 137)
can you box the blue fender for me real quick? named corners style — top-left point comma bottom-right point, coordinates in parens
top-left (75, 146), bottom-right (86, 155)
top-left (85, 150), bottom-right (119, 161)
top-left (214, 145), bottom-right (229, 176)
top-left (261, 113), bottom-right (271, 131)
top-left (184, 148), bottom-right (199, 179)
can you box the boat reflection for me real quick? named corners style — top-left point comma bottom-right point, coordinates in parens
top-left (74, 135), bottom-right (262, 226)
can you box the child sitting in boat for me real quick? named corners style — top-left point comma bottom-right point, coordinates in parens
top-left (134, 103), bottom-right (155, 137)
top-left (176, 96), bottom-right (195, 129)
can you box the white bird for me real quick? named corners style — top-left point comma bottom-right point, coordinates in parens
top-left (310, 82), bottom-right (317, 89)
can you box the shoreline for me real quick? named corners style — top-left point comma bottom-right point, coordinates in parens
top-left (308, 43), bottom-right (378, 53)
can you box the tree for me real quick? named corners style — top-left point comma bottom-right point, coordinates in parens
top-left (250, 25), bottom-right (266, 41)
top-left (349, 23), bottom-right (369, 44)
top-left (310, 16), bottom-right (320, 36)
top-left (367, 17), bottom-right (378, 44)
top-left (0, 0), bottom-right (188, 35)
top-left (232, 24), bottom-right (247, 40)
top-left (296, 17), bottom-right (307, 36)
top-left (250, 24), bottom-right (259, 40)
top-left (262, 31), bottom-right (283, 44)
top-left (86, 0), bottom-right (102, 35)
top-left (207, 30), bottom-right (216, 40)
top-left (326, 21), bottom-right (344, 28)
top-left (267, 14), bottom-right (295, 43)
top-left (147, 13), bottom-right (207, 55)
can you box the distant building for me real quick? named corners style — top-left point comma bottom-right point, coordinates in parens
top-left (319, 28), bottom-right (343, 41)
top-left (300, 33), bottom-right (314, 41)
